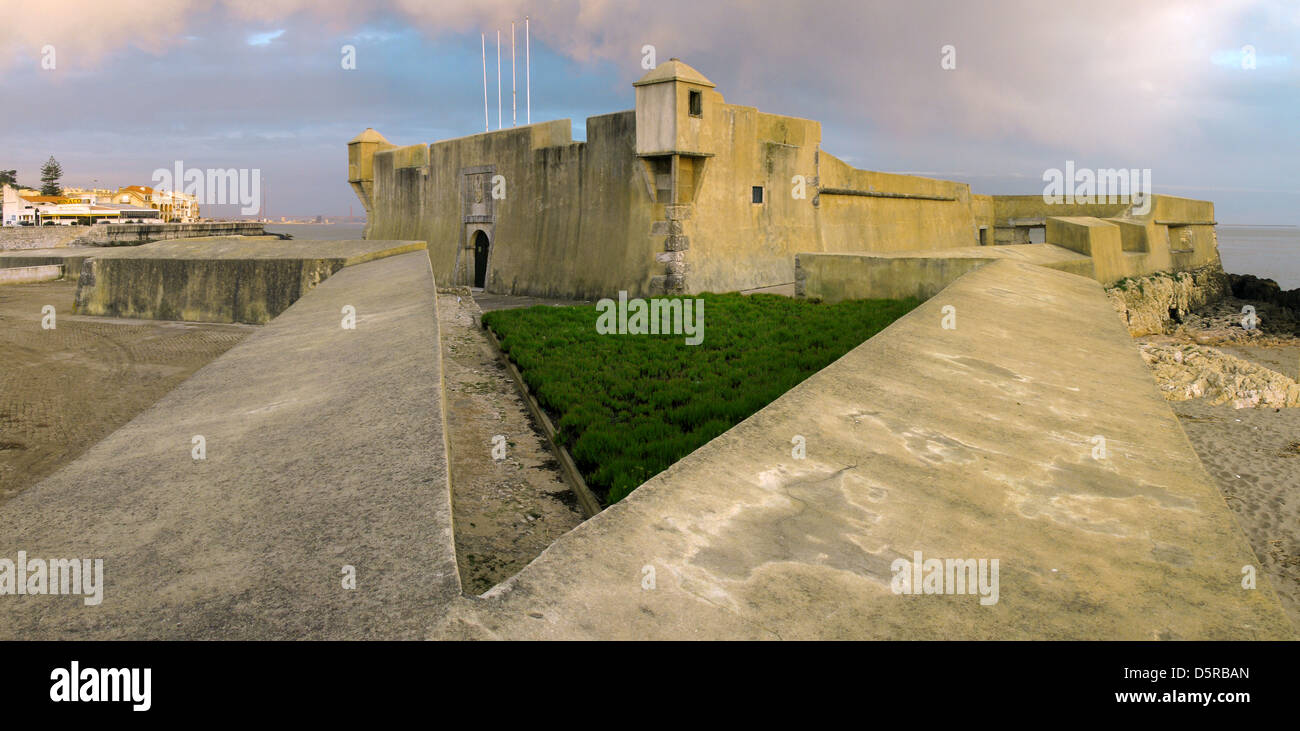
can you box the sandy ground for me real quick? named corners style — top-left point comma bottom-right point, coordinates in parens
top-left (437, 293), bottom-right (583, 595)
top-left (1174, 399), bottom-right (1300, 627)
top-left (0, 280), bottom-right (251, 500)
top-left (1137, 295), bottom-right (1300, 627)
top-left (1218, 344), bottom-right (1300, 381)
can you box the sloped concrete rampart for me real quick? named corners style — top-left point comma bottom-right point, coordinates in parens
top-left (0, 251), bottom-right (458, 640)
top-left (435, 260), bottom-right (1293, 639)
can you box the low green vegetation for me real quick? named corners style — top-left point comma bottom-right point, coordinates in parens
top-left (482, 292), bottom-right (918, 504)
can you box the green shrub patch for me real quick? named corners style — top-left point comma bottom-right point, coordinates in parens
top-left (482, 293), bottom-right (918, 504)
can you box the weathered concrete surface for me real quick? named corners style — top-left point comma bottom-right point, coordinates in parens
top-left (1047, 217), bottom-right (1129, 285)
top-left (0, 247), bottom-right (101, 278)
top-left (0, 264), bottom-right (61, 285)
top-left (796, 244), bottom-right (1092, 303)
top-left (72, 237), bottom-right (425, 323)
top-left (799, 203), bottom-right (1224, 305)
top-left (85, 221), bottom-right (270, 247)
top-left (0, 221), bottom-right (268, 250)
top-left (434, 260), bottom-right (1294, 640)
top-left (0, 252), bottom-right (458, 640)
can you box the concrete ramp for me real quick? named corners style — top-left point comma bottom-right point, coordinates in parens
top-left (71, 237), bottom-right (425, 323)
top-left (0, 251), bottom-right (458, 640)
top-left (438, 259), bottom-right (1294, 639)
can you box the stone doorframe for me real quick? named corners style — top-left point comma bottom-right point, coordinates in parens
top-left (456, 165), bottom-right (497, 287)
top-left (462, 224), bottom-right (494, 289)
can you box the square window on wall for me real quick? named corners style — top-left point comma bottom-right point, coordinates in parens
top-left (689, 90), bottom-right (703, 117)
top-left (752, 186), bottom-right (764, 204)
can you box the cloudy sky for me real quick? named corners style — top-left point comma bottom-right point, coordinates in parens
top-left (1, 0), bottom-right (1296, 222)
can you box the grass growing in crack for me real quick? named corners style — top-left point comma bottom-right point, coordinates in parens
top-left (482, 292), bottom-right (918, 504)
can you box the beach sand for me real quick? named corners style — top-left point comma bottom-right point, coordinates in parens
top-left (1132, 287), bottom-right (1300, 628)
top-left (0, 280), bottom-right (251, 500)
top-left (1174, 398), bottom-right (1300, 627)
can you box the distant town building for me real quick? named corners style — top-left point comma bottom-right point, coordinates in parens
top-left (61, 187), bottom-right (117, 204)
top-left (111, 185), bottom-right (201, 223)
top-left (2, 185), bottom-right (160, 226)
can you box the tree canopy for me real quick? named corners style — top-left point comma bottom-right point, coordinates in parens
top-left (39, 156), bottom-right (63, 196)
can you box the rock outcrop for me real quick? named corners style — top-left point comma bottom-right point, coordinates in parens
top-left (1107, 263), bottom-right (1229, 337)
top-left (1228, 273), bottom-right (1300, 318)
top-left (1138, 342), bottom-right (1300, 409)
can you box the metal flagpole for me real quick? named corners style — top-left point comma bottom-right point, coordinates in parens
top-left (496, 30), bottom-right (502, 130)
top-left (511, 21), bottom-right (517, 127)
top-left (525, 16), bottom-right (531, 124)
top-left (481, 34), bottom-right (489, 132)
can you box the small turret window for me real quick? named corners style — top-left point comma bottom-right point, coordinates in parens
top-left (689, 90), bottom-right (703, 117)
top-left (752, 186), bottom-right (764, 204)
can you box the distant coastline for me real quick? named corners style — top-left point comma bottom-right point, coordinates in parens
top-left (263, 221), bottom-right (365, 241)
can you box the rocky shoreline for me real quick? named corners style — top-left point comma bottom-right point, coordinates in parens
top-left (1111, 265), bottom-right (1300, 627)
top-left (1108, 264), bottom-right (1300, 406)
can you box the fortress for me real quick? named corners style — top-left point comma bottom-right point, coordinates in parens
top-left (349, 59), bottom-right (1220, 301)
top-left (2, 61), bottom-right (1291, 641)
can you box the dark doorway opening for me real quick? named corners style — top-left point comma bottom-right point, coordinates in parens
top-left (473, 231), bottom-right (490, 289)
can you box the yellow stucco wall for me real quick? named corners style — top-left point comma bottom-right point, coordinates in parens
top-left (350, 61), bottom-right (1220, 300)
top-left (364, 115), bottom-right (657, 299)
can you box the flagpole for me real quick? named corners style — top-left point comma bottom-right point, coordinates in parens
top-left (511, 21), bottom-right (517, 127)
top-left (481, 34), bottom-right (489, 132)
top-left (525, 16), bottom-right (531, 124)
top-left (496, 30), bottom-right (502, 130)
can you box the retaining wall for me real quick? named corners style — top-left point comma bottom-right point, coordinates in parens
top-left (0, 264), bottom-right (62, 285)
top-left (0, 221), bottom-right (268, 251)
top-left (71, 238), bottom-right (425, 323)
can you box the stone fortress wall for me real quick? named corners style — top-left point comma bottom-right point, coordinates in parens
top-left (350, 59), bottom-right (1220, 302)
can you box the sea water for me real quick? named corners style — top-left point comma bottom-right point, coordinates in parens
top-left (1216, 225), bottom-right (1300, 290)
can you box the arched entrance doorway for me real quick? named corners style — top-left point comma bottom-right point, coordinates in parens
top-left (472, 231), bottom-right (490, 289)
